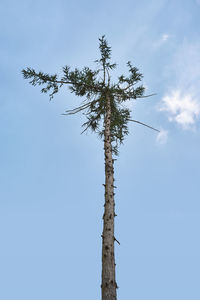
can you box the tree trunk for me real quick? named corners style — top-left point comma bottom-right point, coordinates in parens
top-left (101, 94), bottom-right (117, 300)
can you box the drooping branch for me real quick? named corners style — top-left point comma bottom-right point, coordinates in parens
top-left (137, 93), bottom-right (156, 99)
top-left (61, 99), bottom-right (99, 116)
top-left (128, 119), bottom-right (160, 132)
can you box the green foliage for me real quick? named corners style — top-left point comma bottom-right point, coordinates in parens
top-left (95, 35), bottom-right (117, 75)
top-left (22, 36), bottom-right (149, 155)
top-left (22, 68), bottom-right (59, 100)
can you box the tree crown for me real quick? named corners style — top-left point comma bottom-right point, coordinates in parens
top-left (22, 36), bottom-right (156, 155)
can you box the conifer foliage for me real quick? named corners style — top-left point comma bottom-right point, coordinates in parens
top-left (22, 36), bottom-right (157, 300)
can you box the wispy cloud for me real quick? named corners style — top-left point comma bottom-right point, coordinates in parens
top-left (156, 129), bottom-right (168, 144)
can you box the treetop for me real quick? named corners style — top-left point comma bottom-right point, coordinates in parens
top-left (22, 35), bottom-right (156, 155)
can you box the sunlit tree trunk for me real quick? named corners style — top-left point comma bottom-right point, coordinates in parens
top-left (101, 94), bottom-right (117, 300)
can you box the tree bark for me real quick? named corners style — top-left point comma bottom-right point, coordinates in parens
top-left (101, 94), bottom-right (117, 300)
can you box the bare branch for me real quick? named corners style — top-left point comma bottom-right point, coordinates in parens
top-left (137, 93), bottom-right (156, 98)
top-left (61, 99), bottom-right (99, 116)
top-left (62, 103), bottom-right (93, 115)
top-left (128, 119), bottom-right (160, 132)
top-left (114, 237), bottom-right (120, 245)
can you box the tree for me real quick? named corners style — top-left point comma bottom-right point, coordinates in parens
top-left (22, 36), bottom-right (159, 300)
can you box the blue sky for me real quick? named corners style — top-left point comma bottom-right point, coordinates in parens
top-left (1, 0), bottom-right (200, 299)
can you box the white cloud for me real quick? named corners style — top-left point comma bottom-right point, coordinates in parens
top-left (160, 41), bottom-right (200, 129)
top-left (156, 129), bottom-right (168, 144)
top-left (160, 90), bottom-right (200, 129)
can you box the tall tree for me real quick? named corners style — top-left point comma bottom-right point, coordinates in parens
top-left (22, 36), bottom-right (159, 300)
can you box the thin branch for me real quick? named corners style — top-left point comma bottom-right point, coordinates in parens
top-left (81, 123), bottom-right (91, 134)
top-left (62, 103), bottom-right (92, 116)
top-left (137, 93), bottom-right (156, 98)
top-left (114, 237), bottom-right (120, 245)
top-left (118, 83), bottom-right (136, 91)
top-left (128, 119), bottom-right (160, 133)
top-left (61, 99), bottom-right (99, 116)
top-left (111, 91), bottom-right (156, 101)
top-left (81, 111), bottom-right (102, 134)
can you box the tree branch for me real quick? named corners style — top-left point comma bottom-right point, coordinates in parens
top-left (137, 93), bottom-right (156, 98)
top-left (128, 119), bottom-right (160, 132)
top-left (45, 78), bottom-right (101, 93)
top-left (61, 98), bottom-right (101, 116)
top-left (118, 83), bottom-right (136, 91)
top-left (22, 68), bottom-right (102, 93)
top-left (114, 237), bottom-right (120, 245)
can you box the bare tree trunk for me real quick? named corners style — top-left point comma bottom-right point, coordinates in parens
top-left (101, 94), bottom-right (117, 300)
